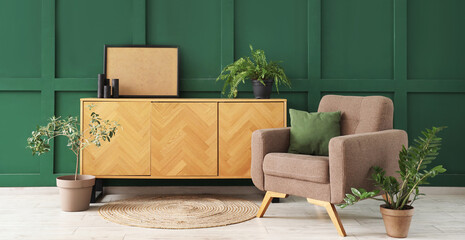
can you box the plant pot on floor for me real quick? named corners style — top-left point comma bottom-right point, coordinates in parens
top-left (252, 79), bottom-right (273, 99)
top-left (56, 175), bottom-right (95, 212)
top-left (380, 204), bottom-right (414, 238)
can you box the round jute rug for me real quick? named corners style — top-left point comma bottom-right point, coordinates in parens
top-left (98, 195), bottom-right (259, 229)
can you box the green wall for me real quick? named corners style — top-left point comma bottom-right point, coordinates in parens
top-left (1, 0), bottom-right (465, 187)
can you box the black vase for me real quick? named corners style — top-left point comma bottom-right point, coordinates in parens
top-left (104, 85), bottom-right (111, 98)
top-left (252, 79), bottom-right (273, 99)
top-left (112, 79), bottom-right (119, 98)
top-left (97, 74), bottom-right (106, 98)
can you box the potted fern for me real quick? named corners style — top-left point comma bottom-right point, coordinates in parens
top-left (27, 104), bottom-right (119, 212)
top-left (339, 127), bottom-right (446, 238)
top-left (217, 45), bottom-right (291, 99)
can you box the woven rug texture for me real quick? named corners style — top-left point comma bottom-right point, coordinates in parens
top-left (98, 195), bottom-right (259, 229)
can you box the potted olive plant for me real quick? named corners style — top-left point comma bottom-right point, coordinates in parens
top-left (217, 45), bottom-right (291, 99)
top-left (27, 104), bottom-right (119, 212)
top-left (339, 127), bottom-right (446, 238)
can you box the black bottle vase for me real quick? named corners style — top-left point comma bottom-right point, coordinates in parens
top-left (97, 74), bottom-right (106, 98)
top-left (112, 79), bottom-right (119, 98)
top-left (104, 85), bottom-right (111, 98)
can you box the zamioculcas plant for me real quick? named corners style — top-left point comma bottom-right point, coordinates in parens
top-left (339, 126), bottom-right (446, 210)
top-left (338, 126), bottom-right (446, 238)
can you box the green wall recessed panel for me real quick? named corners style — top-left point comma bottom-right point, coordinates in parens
top-left (0, 0), bottom-right (41, 77)
top-left (321, 0), bottom-right (393, 79)
top-left (54, 91), bottom-right (96, 174)
top-left (234, 0), bottom-right (308, 79)
top-left (407, 0), bottom-right (465, 80)
top-left (0, 91), bottom-right (41, 174)
top-left (147, 0), bottom-right (221, 79)
top-left (407, 93), bottom-right (465, 185)
top-left (56, 0), bottom-right (133, 78)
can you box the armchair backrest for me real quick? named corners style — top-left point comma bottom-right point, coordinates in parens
top-left (318, 95), bottom-right (393, 135)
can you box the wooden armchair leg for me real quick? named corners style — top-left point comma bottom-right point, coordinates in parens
top-left (256, 191), bottom-right (288, 218)
top-left (307, 198), bottom-right (347, 237)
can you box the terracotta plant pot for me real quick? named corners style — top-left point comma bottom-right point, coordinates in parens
top-left (56, 175), bottom-right (95, 212)
top-left (380, 204), bottom-right (414, 238)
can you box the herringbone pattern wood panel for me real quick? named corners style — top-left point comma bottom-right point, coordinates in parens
top-left (151, 103), bottom-right (217, 176)
top-left (219, 102), bottom-right (285, 177)
top-left (82, 102), bottom-right (151, 176)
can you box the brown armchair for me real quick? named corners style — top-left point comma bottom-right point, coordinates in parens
top-left (251, 95), bottom-right (408, 237)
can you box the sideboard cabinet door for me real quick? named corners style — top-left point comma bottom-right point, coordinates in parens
top-left (81, 102), bottom-right (151, 176)
top-left (151, 102), bottom-right (218, 176)
top-left (219, 102), bottom-right (285, 178)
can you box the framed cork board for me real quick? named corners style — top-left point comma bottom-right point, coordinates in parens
top-left (104, 45), bottom-right (179, 97)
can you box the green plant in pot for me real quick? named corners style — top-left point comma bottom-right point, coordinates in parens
top-left (339, 126), bottom-right (446, 238)
top-left (217, 45), bottom-right (291, 99)
top-left (27, 104), bottom-right (119, 212)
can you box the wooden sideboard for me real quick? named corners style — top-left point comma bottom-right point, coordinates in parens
top-left (80, 98), bottom-right (287, 179)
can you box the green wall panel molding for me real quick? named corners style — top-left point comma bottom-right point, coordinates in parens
top-left (0, 0), bottom-right (42, 78)
top-left (1, 0), bottom-right (465, 186)
top-left (307, 0), bottom-right (322, 112)
top-left (407, 0), bottom-right (465, 80)
top-left (319, 79), bottom-right (395, 92)
top-left (393, 0), bottom-right (408, 132)
top-left (220, 0), bottom-right (234, 69)
top-left (0, 79), bottom-right (42, 91)
top-left (147, 0), bottom-right (222, 78)
top-left (54, 78), bottom-right (98, 91)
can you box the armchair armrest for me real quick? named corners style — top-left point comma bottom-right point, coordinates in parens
top-left (251, 127), bottom-right (290, 190)
top-left (328, 129), bottom-right (408, 203)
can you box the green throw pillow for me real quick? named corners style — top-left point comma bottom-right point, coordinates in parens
top-left (288, 109), bottom-right (341, 156)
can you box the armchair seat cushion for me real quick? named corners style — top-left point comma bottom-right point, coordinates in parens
top-left (263, 153), bottom-right (329, 184)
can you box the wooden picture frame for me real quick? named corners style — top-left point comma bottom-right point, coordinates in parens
top-left (104, 45), bottom-right (179, 97)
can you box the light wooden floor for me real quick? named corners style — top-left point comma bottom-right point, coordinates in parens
top-left (0, 186), bottom-right (464, 240)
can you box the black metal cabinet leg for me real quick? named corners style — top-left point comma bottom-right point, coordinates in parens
top-left (90, 179), bottom-right (104, 203)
